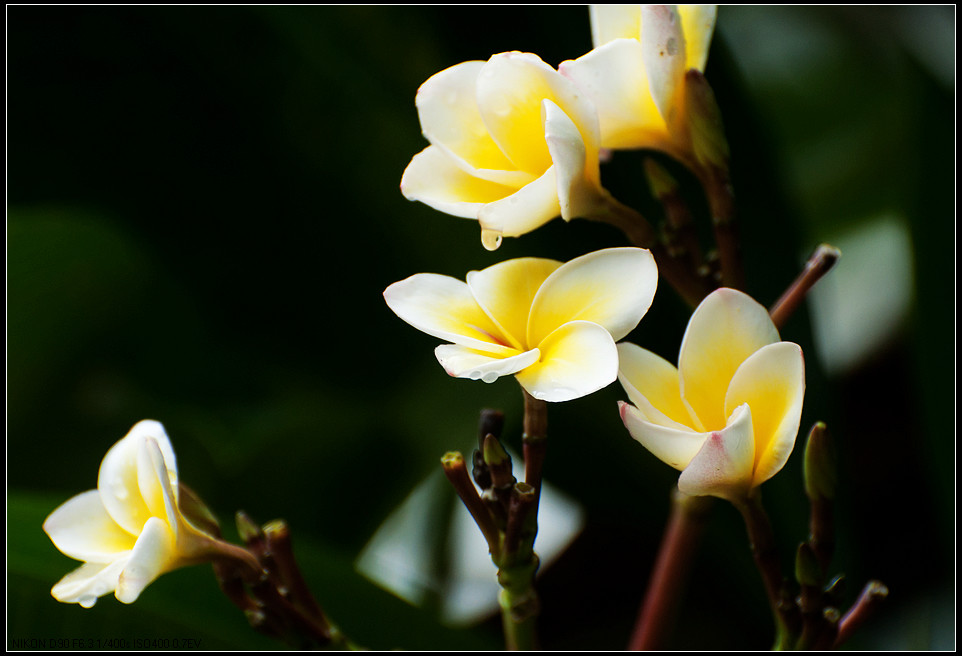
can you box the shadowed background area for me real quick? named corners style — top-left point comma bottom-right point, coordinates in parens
top-left (7, 6), bottom-right (954, 650)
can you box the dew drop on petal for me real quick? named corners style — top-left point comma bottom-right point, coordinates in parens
top-left (79, 595), bottom-right (98, 608)
top-left (481, 228), bottom-right (502, 251)
top-left (480, 371), bottom-right (499, 384)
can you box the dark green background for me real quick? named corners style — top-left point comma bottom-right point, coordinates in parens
top-left (8, 6), bottom-right (954, 650)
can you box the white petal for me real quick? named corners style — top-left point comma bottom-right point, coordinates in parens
top-left (115, 516), bottom-right (177, 604)
top-left (51, 559), bottom-right (130, 608)
top-left (725, 342), bottom-right (805, 487)
top-left (476, 165), bottom-right (562, 238)
top-left (466, 257), bottom-right (562, 350)
top-left (515, 320), bottom-right (618, 402)
top-left (678, 4), bottom-right (717, 72)
top-left (619, 400), bottom-right (706, 470)
top-left (415, 60), bottom-right (519, 175)
top-left (641, 5), bottom-right (686, 125)
top-left (98, 420), bottom-right (176, 536)
top-left (589, 4), bottom-right (642, 47)
top-left (44, 490), bottom-right (137, 563)
top-left (678, 404), bottom-right (755, 501)
top-left (678, 288), bottom-right (780, 433)
top-left (435, 344), bottom-right (540, 384)
top-left (616, 342), bottom-right (699, 431)
top-left (401, 146), bottom-right (517, 219)
top-left (543, 99), bottom-right (601, 221)
top-left (560, 39), bottom-right (669, 150)
top-left (384, 273), bottom-right (516, 356)
top-left (527, 247), bottom-right (657, 346)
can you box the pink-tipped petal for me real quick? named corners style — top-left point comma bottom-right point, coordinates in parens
top-left (678, 404), bottom-right (755, 501)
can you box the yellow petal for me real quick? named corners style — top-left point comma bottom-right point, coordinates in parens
top-left (401, 146), bottom-right (518, 218)
top-left (589, 4), bottom-right (642, 46)
top-left (527, 247), bottom-right (657, 346)
top-left (384, 273), bottom-right (515, 356)
top-left (98, 420), bottom-right (175, 536)
top-left (619, 400), bottom-right (706, 470)
top-left (678, 288), bottom-right (780, 432)
top-left (678, 4), bottom-right (717, 72)
top-left (616, 342), bottom-right (699, 431)
top-left (415, 60), bottom-right (518, 174)
top-left (435, 344), bottom-right (540, 383)
top-left (467, 257), bottom-right (562, 350)
top-left (115, 516), bottom-right (177, 604)
top-left (559, 39), bottom-right (668, 150)
top-left (641, 4), bottom-right (687, 125)
top-left (515, 320), bottom-right (618, 402)
top-left (43, 490), bottom-right (137, 563)
top-left (725, 342), bottom-right (805, 487)
top-left (677, 404), bottom-right (755, 501)
top-left (476, 52), bottom-right (599, 176)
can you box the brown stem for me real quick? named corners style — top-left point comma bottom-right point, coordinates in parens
top-left (769, 244), bottom-right (841, 330)
top-left (628, 488), bottom-right (713, 650)
top-left (833, 580), bottom-right (889, 648)
top-left (521, 389), bottom-right (548, 499)
top-left (442, 451), bottom-right (502, 560)
top-left (584, 193), bottom-right (711, 308)
top-left (700, 166), bottom-right (743, 291)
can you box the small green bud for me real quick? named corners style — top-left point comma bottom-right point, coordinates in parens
top-left (683, 69), bottom-right (730, 173)
top-left (804, 422), bottom-right (837, 501)
top-left (795, 542), bottom-right (822, 588)
top-left (236, 510), bottom-right (263, 544)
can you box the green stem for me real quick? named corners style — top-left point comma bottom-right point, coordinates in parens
top-left (734, 493), bottom-right (799, 650)
top-left (628, 488), bottom-right (713, 650)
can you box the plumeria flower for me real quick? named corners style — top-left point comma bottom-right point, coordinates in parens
top-left (400, 51), bottom-right (610, 251)
top-left (43, 420), bottom-right (235, 607)
top-left (384, 247), bottom-right (658, 402)
top-left (560, 5), bottom-right (720, 163)
top-left (617, 288), bottom-right (805, 501)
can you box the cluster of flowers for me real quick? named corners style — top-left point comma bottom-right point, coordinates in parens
top-left (387, 3), bottom-right (806, 502)
top-left (43, 4), bottom-right (805, 613)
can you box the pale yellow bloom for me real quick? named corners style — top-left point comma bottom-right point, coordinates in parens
top-left (560, 5), bottom-right (717, 156)
top-left (43, 420), bottom-right (222, 607)
top-left (400, 51), bottom-right (608, 250)
top-left (384, 247), bottom-right (658, 402)
top-left (618, 288), bottom-right (805, 501)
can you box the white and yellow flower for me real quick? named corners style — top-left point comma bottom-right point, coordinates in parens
top-left (560, 5), bottom-right (718, 159)
top-left (43, 420), bottom-right (223, 607)
top-left (384, 247), bottom-right (658, 402)
top-left (618, 288), bottom-right (805, 501)
top-left (400, 51), bottom-right (608, 250)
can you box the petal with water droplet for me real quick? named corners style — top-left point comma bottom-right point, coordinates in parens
top-left (384, 273), bottom-right (516, 356)
top-left (435, 344), bottom-right (540, 383)
top-left (477, 165), bottom-right (561, 239)
top-left (50, 559), bottom-right (130, 608)
top-left (515, 320), bottom-right (618, 402)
